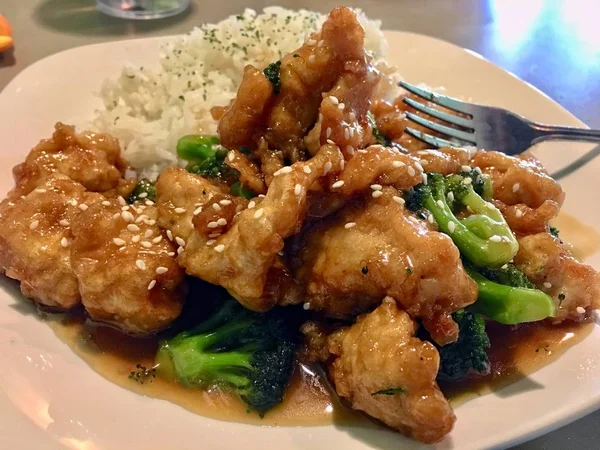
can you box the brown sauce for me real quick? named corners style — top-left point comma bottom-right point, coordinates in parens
top-left (43, 211), bottom-right (599, 425)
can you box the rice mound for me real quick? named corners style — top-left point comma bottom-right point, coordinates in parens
top-left (92, 7), bottom-right (388, 178)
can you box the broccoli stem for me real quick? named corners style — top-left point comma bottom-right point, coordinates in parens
top-left (177, 135), bottom-right (220, 162)
top-left (466, 267), bottom-right (555, 324)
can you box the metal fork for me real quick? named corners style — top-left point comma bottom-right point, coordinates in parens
top-left (399, 81), bottom-right (600, 156)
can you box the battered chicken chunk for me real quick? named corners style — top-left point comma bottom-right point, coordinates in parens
top-left (0, 174), bottom-right (103, 308)
top-left (181, 144), bottom-right (344, 312)
top-left (289, 187), bottom-right (477, 344)
top-left (219, 6), bottom-right (378, 164)
top-left (471, 151), bottom-right (564, 233)
top-left (70, 199), bottom-right (185, 334)
top-left (514, 232), bottom-right (600, 321)
top-left (327, 299), bottom-right (456, 443)
top-left (10, 123), bottom-right (126, 199)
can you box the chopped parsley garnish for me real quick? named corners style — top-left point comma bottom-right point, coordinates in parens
top-left (263, 61), bottom-right (282, 94)
top-left (549, 226), bottom-right (560, 238)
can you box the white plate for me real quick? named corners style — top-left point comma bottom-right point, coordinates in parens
top-left (0, 30), bottom-right (599, 450)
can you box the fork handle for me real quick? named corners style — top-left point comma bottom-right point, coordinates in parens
top-left (531, 123), bottom-right (600, 144)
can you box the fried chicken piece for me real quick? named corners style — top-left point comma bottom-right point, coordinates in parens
top-left (155, 167), bottom-right (232, 242)
top-left (0, 174), bottom-right (104, 309)
top-left (218, 66), bottom-right (274, 150)
top-left (224, 149), bottom-right (266, 194)
top-left (412, 147), bottom-right (472, 175)
top-left (181, 144), bottom-right (344, 311)
top-left (514, 233), bottom-right (600, 322)
top-left (496, 200), bottom-right (561, 235)
top-left (289, 187), bottom-right (477, 344)
top-left (70, 200), bottom-right (185, 334)
top-left (9, 123), bottom-right (126, 199)
top-left (327, 299), bottom-right (455, 443)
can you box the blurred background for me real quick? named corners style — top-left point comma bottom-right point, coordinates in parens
top-left (0, 0), bottom-right (599, 448)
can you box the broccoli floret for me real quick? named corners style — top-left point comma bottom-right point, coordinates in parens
top-left (127, 179), bottom-right (156, 203)
top-left (437, 310), bottom-right (490, 381)
top-left (466, 266), bottom-right (555, 325)
top-left (177, 135), bottom-right (239, 182)
top-left (367, 112), bottom-right (391, 146)
top-left (230, 181), bottom-right (255, 199)
top-left (549, 226), bottom-right (560, 238)
top-left (155, 299), bottom-right (296, 415)
top-left (477, 263), bottom-right (535, 289)
top-left (263, 61), bottom-right (282, 94)
top-left (405, 172), bottom-right (518, 268)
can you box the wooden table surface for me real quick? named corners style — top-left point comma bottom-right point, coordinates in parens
top-left (1, 0), bottom-right (599, 448)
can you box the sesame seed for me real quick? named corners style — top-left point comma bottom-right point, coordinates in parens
top-left (138, 192), bottom-right (148, 199)
top-left (135, 259), bottom-right (146, 270)
top-left (317, 39), bottom-right (324, 47)
top-left (447, 192), bottom-right (455, 202)
top-left (372, 190), bottom-right (384, 198)
top-left (408, 166), bottom-right (416, 176)
top-left (214, 244), bottom-right (225, 253)
top-left (132, 235), bottom-right (140, 243)
top-left (303, 302), bottom-right (311, 310)
top-left (437, 200), bottom-right (444, 208)
top-left (145, 200), bottom-right (154, 206)
top-left (147, 280), bottom-right (156, 290)
top-left (127, 224), bottom-right (140, 232)
top-left (338, 103), bottom-right (345, 111)
top-left (326, 139), bottom-right (335, 145)
top-left (145, 219), bottom-right (156, 226)
top-left (543, 281), bottom-right (552, 289)
top-left (156, 267), bottom-right (168, 275)
top-left (212, 203), bottom-right (221, 211)
top-left (346, 145), bottom-right (355, 155)
top-left (68, 199), bottom-right (78, 207)
top-left (247, 201), bottom-right (256, 209)
top-left (35, 188), bottom-right (47, 193)
top-left (29, 220), bottom-right (39, 230)
top-left (217, 218), bottom-right (227, 226)
top-left (343, 128), bottom-right (349, 140)
top-left (512, 183), bottom-right (520, 193)
top-left (489, 235), bottom-right (502, 242)
top-left (303, 166), bottom-right (312, 174)
top-left (329, 96), bottom-right (339, 105)
top-left (280, 166), bottom-right (292, 174)
top-left (428, 214), bottom-right (435, 224)
top-left (144, 229), bottom-right (153, 238)
top-left (393, 196), bottom-right (405, 205)
top-left (59, 219), bottom-right (70, 227)
top-left (370, 184), bottom-right (383, 191)
top-left (475, 167), bottom-right (483, 174)
top-left (422, 173), bottom-right (428, 185)
top-left (101, 200), bottom-right (111, 206)
top-left (206, 239), bottom-right (216, 246)
top-left (121, 205), bottom-right (130, 211)
top-left (113, 212), bottom-right (121, 220)
top-left (166, 230), bottom-right (173, 241)
top-left (135, 215), bottom-right (146, 224)
top-left (577, 306), bottom-right (586, 315)
top-left (308, 54), bottom-right (315, 64)
top-left (254, 208), bottom-right (264, 219)
top-left (190, 205), bottom-right (201, 216)
top-left (392, 161), bottom-right (405, 168)
top-left (419, 159), bottom-right (429, 167)
top-left (175, 237), bottom-right (186, 247)
top-left (345, 222), bottom-right (356, 229)
top-left (294, 184), bottom-right (302, 195)
top-left (152, 236), bottom-right (163, 244)
top-left (463, 178), bottom-right (472, 185)
top-left (208, 233), bottom-right (221, 238)
top-left (277, 251), bottom-right (284, 256)
top-left (323, 161), bottom-right (332, 175)
top-left (228, 151), bottom-right (235, 162)
top-left (167, 252), bottom-right (175, 257)
top-left (60, 237), bottom-right (69, 248)
top-left (331, 180), bottom-right (344, 189)
top-left (448, 221), bottom-right (456, 233)
top-left (208, 221), bottom-right (219, 228)
top-left (174, 207), bottom-right (186, 214)
top-left (515, 209), bottom-right (524, 218)
top-left (135, 207), bottom-right (144, 214)
top-left (461, 165), bottom-right (471, 172)
top-left (117, 197), bottom-right (126, 206)
top-left (141, 241), bottom-right (152, 248)
top-left (177, 246), bottom-right (184, 255)
top-left (415, 162), bottom-right (424, 172)
top-left (121, 211), bottom-right (134, 222)
top-left (219, 199), bottom-right (232, 206)
top-left (113, 238), bottom-right (126, 246)
top-left (235, 204), bottom-right (243, 213)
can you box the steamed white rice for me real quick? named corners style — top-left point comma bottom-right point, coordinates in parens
top-left (92, 7), bottom-right (389, 178)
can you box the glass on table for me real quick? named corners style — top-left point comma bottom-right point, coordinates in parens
top-left (96, 0), bottom-right (190, 20)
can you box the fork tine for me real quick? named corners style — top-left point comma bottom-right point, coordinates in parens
top-left (404, 127), bottom-right (458, 148)
top-left (403, 97), bottom-right (474, 129)
top-left (399, 81), bottom-right (473, 115)
top-left (405, 112), bottom-right (476, 144)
